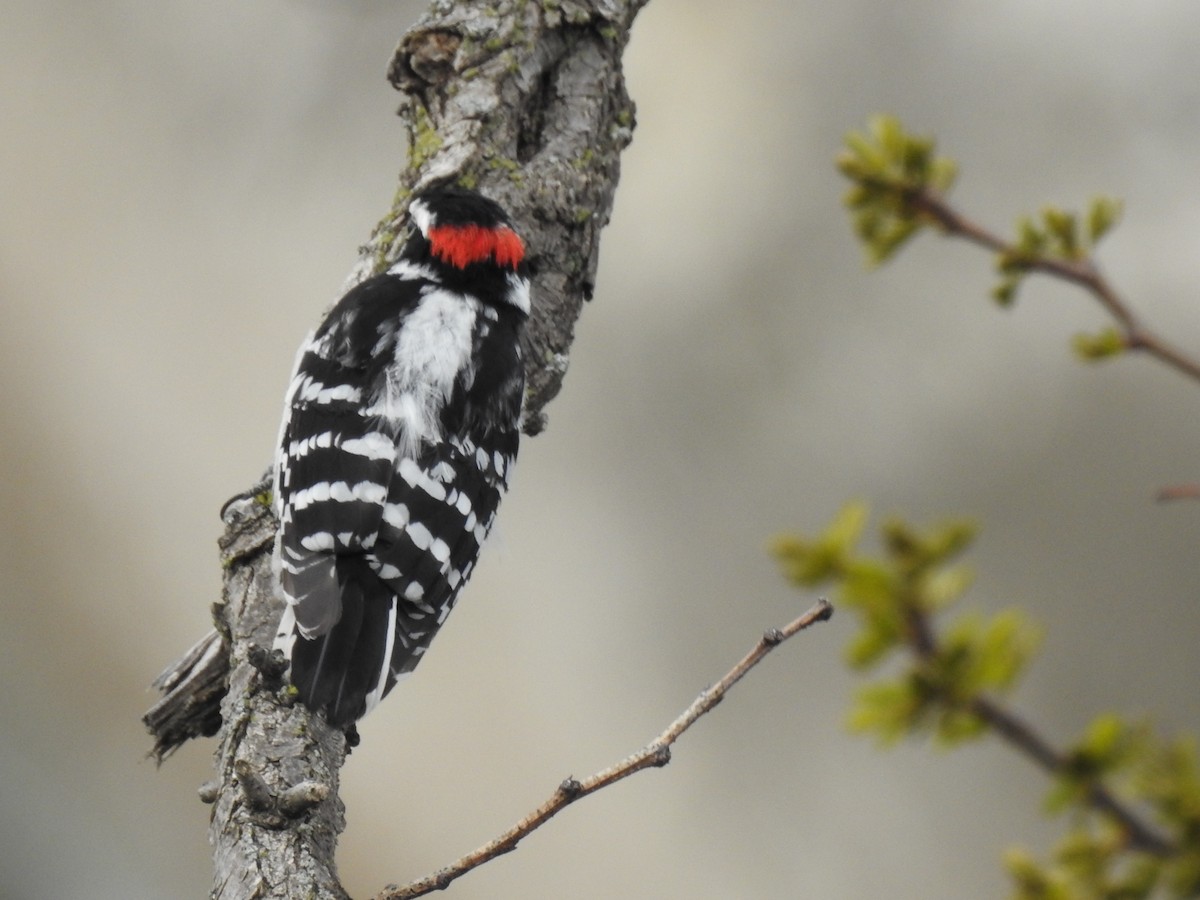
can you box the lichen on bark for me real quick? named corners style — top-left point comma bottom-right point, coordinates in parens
top-left (365, 0), bottom-right (641, 433)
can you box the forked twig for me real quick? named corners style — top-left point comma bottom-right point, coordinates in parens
top-left (909, 189), bottom-right (1200, 385)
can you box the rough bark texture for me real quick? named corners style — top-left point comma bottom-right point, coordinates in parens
top-left (144, 629), bottom-right (226, 760)
top-left (363, 0), bottom-right (642, 432)
top-left (145, 1), bottom-right (647, 896)
top-left (208, 496), bottom-right (351, 899)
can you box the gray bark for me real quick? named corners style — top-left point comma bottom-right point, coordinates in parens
top-left (209, 497), bottom-right (351, 899)
top-left (145, 1), bottom-right (647, 896)
top-left (369, 0), bottom-right (644, 432)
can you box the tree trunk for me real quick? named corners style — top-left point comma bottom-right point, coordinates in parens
top-left (145, 1), bottom-right (648, 896)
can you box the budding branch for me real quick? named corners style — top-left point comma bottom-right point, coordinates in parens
top-left (908, 188), bottom-right (1200, 384)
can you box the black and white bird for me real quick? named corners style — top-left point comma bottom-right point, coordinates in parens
top-left (272, 186), bottom-right (530, 728)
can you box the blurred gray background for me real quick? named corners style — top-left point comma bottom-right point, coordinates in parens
top-left (4, 1), bottom-right (1199, 898)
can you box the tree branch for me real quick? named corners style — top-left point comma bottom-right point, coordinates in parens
top-left (146, 1), bottom-right (654, 897)
top-left (368, 0), bottom-right (644, 434)
top-left (909, 189), bottom-right (1200, 385)
top-left (906, 605), bottom-right (1176, 858)
top-left (206, 495), bottom-right (353, 900)
top-left (1155, 482), bottom-right (1200, 503)
top-left (377, 599), bottom-right (834, 900)
top-left (966, 695), bottom-right (1176, 857)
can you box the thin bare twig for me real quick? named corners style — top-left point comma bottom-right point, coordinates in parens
top-left (1156, 483), bottom-right (1200, 503)
top-left (909, 189), bottom-right (1200, 385)
top-left (377, 599), bottom-right (834, 900)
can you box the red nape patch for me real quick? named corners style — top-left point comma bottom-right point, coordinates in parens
top-left (428, 224), bottom-right (525, 269)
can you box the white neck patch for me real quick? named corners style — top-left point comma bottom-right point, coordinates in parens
top-left (504, 271), bottom-right (531, 315)
top-left (409, 198), bottom-right (434, 238)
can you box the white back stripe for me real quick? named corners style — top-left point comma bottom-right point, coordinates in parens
top-left (368, 289), bottom-right (478, 460)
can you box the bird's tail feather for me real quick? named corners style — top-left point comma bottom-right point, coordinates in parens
top-left (285, 559), bottom-right (396, 728)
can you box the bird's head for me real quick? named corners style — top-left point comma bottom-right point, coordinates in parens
top-left (405, 186), bottom-right (530, 315)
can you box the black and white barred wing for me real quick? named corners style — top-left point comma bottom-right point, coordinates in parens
top-left (274, 354), bottom-right (519, 725)
top-left (277, 422), bottom-right (516, 725)
top-left (367, 427), bottom-right (517, 691)
top-left (274, 342), bottom-right (396, 641)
